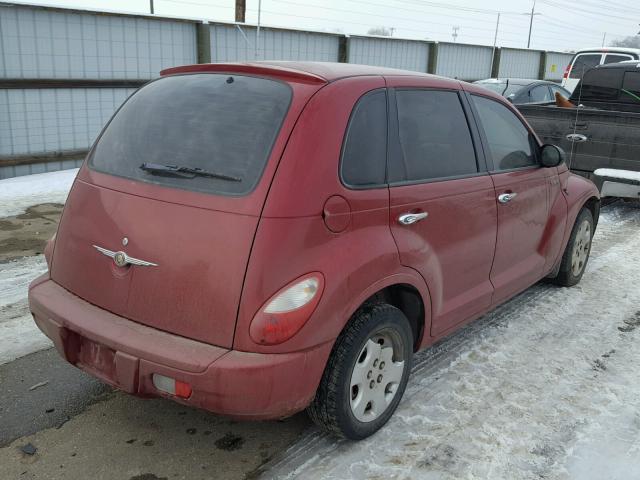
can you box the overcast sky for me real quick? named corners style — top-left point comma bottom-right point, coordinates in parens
top-left (10, 0), bottom-right (640, 52)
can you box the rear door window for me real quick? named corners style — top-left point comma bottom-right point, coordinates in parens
top-left (471, 95), bottom-right (537, 171)
top-left (89, 74), bottom-right (292, 196)
top-left (621, 71), bottom-right (640, 104)
top-left (603, 54), bottom-right (634, 64)
top-left (391, 90), bottom-right (478, 183)
top-left (340, 90), bottom-right (387, 187)
top-left (576, 68), bottom-right (623, 101)
top-left (569, 54), bottom-right (602, 79)
top-left (529, 85), bottom-right (553, 103)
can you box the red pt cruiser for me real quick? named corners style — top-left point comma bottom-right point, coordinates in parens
top-left (29, 62), bottom-right (600, 440)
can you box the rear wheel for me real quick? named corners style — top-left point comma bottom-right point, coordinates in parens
top-left (552, 208), bottom-right (594, 287)
top-left (307, 303), bottom-right (413, 440)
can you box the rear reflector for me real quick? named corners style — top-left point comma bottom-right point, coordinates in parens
top-left (152, 374), bottom-right (192, 399)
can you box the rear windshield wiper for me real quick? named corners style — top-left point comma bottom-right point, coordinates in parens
top-left (139, 162), bottom-right (241, 182)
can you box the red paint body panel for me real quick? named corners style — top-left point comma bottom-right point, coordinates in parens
top-left (489, 167), bottom-right (552, 304)
top-left (29, 62), bottom-right (600, 420)
top-left (388, 176), bottom-right (497, 336)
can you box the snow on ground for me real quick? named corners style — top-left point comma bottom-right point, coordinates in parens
top-left (263, 202), bottom-right (640, 480)
top-left (0, 168), bottom-right (78, 217)
top-left (0, 169), bottom-right (76, 364)
top-left (0, 255), bottom-right (51, 365)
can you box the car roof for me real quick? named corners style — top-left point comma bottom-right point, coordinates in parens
top-left (475, 78), bottom-right (546, 86)
top-left (161, 61), bottom-right (444, 84)
top-left (574, 47), bottom-right (640, 56)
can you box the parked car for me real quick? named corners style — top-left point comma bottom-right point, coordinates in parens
top-left (474, 78), bottom-right (571, 105)
top-left (29, 62), bottom-right (600, 440)
top-left (519, 60), bottom-right (640, 198)
top-left (561, 47), bottom-right (640, 93)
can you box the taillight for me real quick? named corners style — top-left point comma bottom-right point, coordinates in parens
top-left (563, 64), bottom-right (571, 79)
top-left (249, 273), bottom-right (324, 345)
top-left (152, 374), bottom-right (192, 399)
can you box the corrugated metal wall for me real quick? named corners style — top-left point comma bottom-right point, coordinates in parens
top-left (435, 43), bottom-right (493, 81)
top-left (210, 24), bottom-right (340, 62)
top-left (0, 88), bottom-right (135, 156)
top-left (544, 52), bottom-right (573, 80)
top-left (498, 48), bottom-right (541, 78)
top-left (0, 159), bottom-right (83, 180)
top-left (346, 36), bottom-right (429, 72)
top-left (1, 3), bottom-right (576, 180)
top-left (0, 5), bottom-right (196, 79)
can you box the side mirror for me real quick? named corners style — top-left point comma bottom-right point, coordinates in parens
top-left (540, 144), bottom-right (566, 167)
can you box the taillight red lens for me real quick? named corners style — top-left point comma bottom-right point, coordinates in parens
top-left (249, 273), bottom-right (325, 345)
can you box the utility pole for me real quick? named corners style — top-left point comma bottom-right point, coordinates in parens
top-left (390, 27), bottom-right (395, 37)
top-left (452, 26), bottom-right (459, 42)
top-left (602, 32), bottom-right (607, 47)
top-left (235, 0), bottom-right (246, 23)
top-left (149, 0), bottom-right (154, 14)
top-left (255, 0), bottom-right (262, 59)
top-left (490, 13), bottom-right (500, 77)
top-left (527, 0), bottom-right (536, 48)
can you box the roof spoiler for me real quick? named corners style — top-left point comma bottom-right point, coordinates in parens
top-left (160, 63), bottom-right (327, 85)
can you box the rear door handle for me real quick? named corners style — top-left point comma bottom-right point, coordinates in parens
top-left (398, 212), bottom-right (428, 225)
top-left (498, 192), bottom-right (518, 204)
top-left (566, 133), bottom-right (588, 143)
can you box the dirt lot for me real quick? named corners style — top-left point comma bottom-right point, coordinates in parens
top-left (0, 203), bottom-right (62, 262)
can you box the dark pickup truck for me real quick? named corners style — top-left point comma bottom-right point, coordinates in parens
top-left (517, 61), bottom-right (640, 198)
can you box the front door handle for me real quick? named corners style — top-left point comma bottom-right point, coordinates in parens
top-left (398, 212), bottom-right (428, 225)
top-left (498, 192), bottom-right (518, 204)
top-left (566, 133), bottom-right (588, 143)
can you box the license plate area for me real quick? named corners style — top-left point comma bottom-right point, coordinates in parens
top-left (76, 335), bottom-right (117, 383)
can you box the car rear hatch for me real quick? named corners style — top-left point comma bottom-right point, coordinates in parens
top-left (50, 67), bottom-right (325, 349)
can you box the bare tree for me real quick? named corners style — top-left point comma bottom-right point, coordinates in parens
top-left (367, 26), bottom-right (392, 36)
top-left (610, 36), bottom-right (640, 48)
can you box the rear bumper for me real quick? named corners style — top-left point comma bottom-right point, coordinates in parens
top-left (28, 276), bottom-right (332, 420)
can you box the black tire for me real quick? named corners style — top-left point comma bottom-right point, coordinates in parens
top-left (307, 303), bottom-right (413, 440)
top-left (551, 208), bottom-right (594, 287)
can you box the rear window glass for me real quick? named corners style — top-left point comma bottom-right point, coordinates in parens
top-left (89, 74), bottom-right (292, 196)
top-left (575, 68), bottom-right (622, 101)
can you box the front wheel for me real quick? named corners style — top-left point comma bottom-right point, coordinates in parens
top-left (307, 303), bottom-right (413, 440)
top-left (552, 207), bottom-right (594, 287)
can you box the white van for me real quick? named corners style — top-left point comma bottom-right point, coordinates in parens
top-left (562, 48), bottom-right (640, 93)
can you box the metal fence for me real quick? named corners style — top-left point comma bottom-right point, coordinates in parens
top-left (0, 2), bottom-right (574, 179)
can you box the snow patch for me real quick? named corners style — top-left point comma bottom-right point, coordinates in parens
top-left (0, 168), bottom-right (78, 218)
top-left (595, 168), bottom-right (640, 183)
top-left (0, 256), bottom-right (51, 365)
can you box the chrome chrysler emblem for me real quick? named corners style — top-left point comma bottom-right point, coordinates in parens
top-left (93, 245), bottom-right (158, 267)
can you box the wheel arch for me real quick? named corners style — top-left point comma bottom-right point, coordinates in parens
top-left (341, 272), bottom-right (432, 352)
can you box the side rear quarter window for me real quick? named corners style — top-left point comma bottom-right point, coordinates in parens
top-left (340, 90), bottom-right (387, 188)
top-left (391, 89), bottom-right (478, 183)
top-left (471, 95), bottom-right (537, 171)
